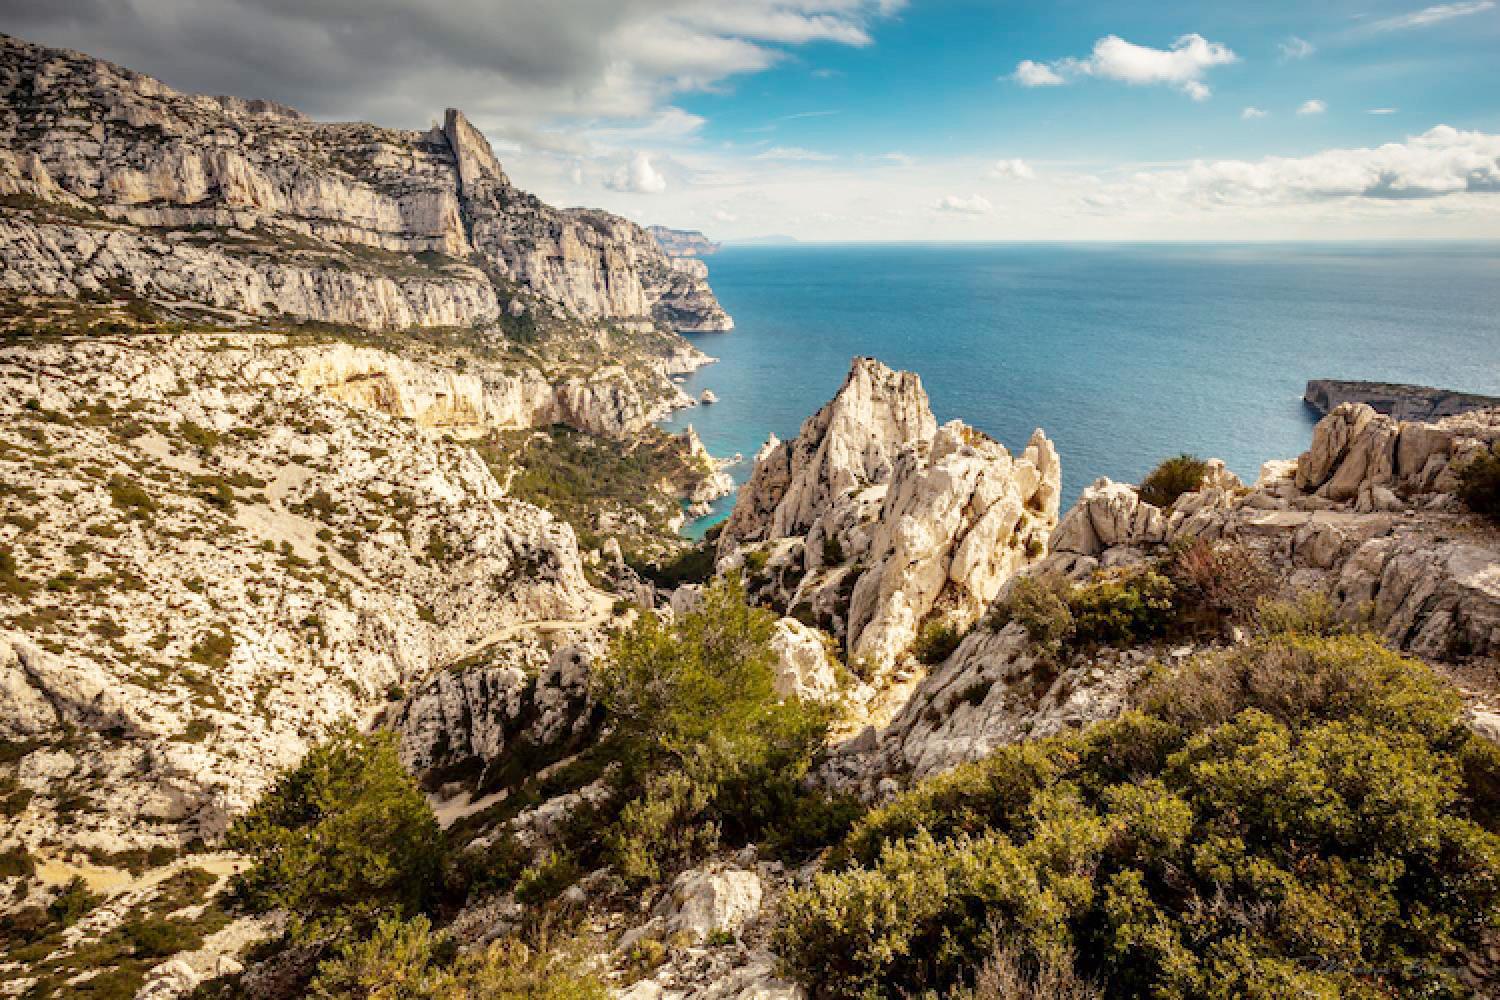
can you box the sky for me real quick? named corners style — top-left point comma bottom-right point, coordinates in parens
top-left (4, 0), bottom-right (1500, 241)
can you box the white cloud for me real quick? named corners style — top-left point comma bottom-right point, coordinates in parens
top-left (989, 158), bottom-right (1035, 179)
top-left (934, 193), bottom-right (994, 214)
top-left (606, 152), bottom-right (667, 193)
top-left (1278, 36), bottom-right (1316, 60)
top-left (1011, 34), bottom-right (1238, 101)
top-left (1012, 59), bottom-right (1066, 87)
top-left (755, 146), bottom-right (836, 161)
top-left (1242, 106), bottom-right (1270, 120)
top-left (877, 151), bottom-right (916, 166)
top-left (1369, 107), bottom-right (1400, 115)
top-left (1298, 99), bottom-right (1328, 116)
top-left (712, 208), bottom-right (738, 223)
top-left (1370, 1), bottom-right (1495, 30)
top-left (1113, 126), bottom-right (1500, 205)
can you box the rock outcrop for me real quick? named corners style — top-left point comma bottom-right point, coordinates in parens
top-left (829, 401), bottom-right (1500, 796)
top-left (649, 226), bottom-right (722, 258)
top-left (718, 358), bottom-right (1060, 673)
top-left (0, 333), bottom-right (602, 851)
top-left (0, 34), bottom-right (731, 334)
top-left (1304, 379), bottom-right (1500, 423)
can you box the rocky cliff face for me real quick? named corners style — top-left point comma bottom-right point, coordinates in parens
top-left (827, 400), bottom-right (1500, 796)
top-left (0, 34), bottom-right (731, 334)
top-left (1304, 379), bottom-right (1500, 423)
top-left (648, 226), bottom-right (722, 257)
top-left (0, 334), bottom-right (607, 852)
top-left (718, 358), bottom-right (1060, 674)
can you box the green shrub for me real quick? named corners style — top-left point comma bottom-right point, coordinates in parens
top-left (311, 915), bottom-right (608, 1000)
top-left (48, 876), bottom-right (101, 927)
top-left (1162, 538), bottom-right (1277, 628)
top-left (990, 574), bottom-right (1076, 656)
top-left (124, 915), bottom-right (203, 958)
top-left (910, 618), bottom-right (964, 665)
top-left (108, 475), bottom-right (157, 518)
top-left (593, 576), bottom-right (834, 883)
top-left (0, 845), bottom-right (35, 878)
top-left (1456, 443), bottom-right (1500, 522)
top-left (227, 723), bottom-right (445, 941)
top-left (775, 629), bottom-right (1500, 1000)
top-left (821, 535), bottom-right (846, 565)
top-left (1137, 454), bottom-right (1208, 509)
top-left (1068, 568), bottom-right (1175, 646)
top-left (179, 420), bottom-right (220, 452)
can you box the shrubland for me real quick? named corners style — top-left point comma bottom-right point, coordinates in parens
top-left (775, 610), bottom-right (1500, 999)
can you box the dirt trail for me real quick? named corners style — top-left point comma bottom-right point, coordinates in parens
top-left (33, 852), bottom-right (246, 897)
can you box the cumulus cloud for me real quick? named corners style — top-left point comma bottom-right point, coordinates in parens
top-left (1278, 36), bottom-right (1316, 60)
top-left (1012, 59), bottom-right (1066, 87)
top-left (607, 152), bottom-right (667, 194)
top-left (1242, 107), bottom-right (1269, 120)
top-left (1370, 1), bottom-right (1495, 31)
top-left (1117, 126), bottom-right (1500, 206)
top-left (934, 193), bottom-right (994, 214)
top-left (989, 158), bottom-right (1036, 180)
top-left (1012, 34), bottom-right (1237, 101)
top-left (1298, 99), bottom-right (1328, 116)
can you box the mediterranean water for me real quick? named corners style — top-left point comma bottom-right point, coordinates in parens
top-left (660, 242), bottom-right (1500, 539)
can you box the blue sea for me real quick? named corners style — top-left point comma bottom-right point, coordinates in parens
top-left (661, 243), bottom-right (1500, 539)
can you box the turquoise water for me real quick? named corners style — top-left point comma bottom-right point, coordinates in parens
top-left (661, 243), bottom-right (1500, 539)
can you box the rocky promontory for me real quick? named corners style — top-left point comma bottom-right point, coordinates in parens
top-left (0, 34), bottom-right (732, 335)
top-left (1304, 378), bottom-right (1500, 422)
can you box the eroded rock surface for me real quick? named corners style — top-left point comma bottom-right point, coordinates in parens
top-left (718, 358), bottom-right (1059, 674)
top-left (0, 35), bottom-right (731, 334)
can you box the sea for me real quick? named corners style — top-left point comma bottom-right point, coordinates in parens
top-left (659, 242), bottom-right (1500, 539)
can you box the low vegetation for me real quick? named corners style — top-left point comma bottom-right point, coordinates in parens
top-left (1456, 442), bottom-right (1500, 523)
top-left (1137, 454), bottom-right (1209, 509)
top-left (227, 724), bottom-right (444, 942)
top-left (992, 540), bottom-right (1277, 660)
top-left (592, 575), bottom-right (840, 883)
top-left (775, 614), bottom-right (1500, 999)
top-left (309, 915), bottom-right (607, 1000)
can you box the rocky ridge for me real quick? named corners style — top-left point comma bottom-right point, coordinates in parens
top-left (1305, 378), bottom-right (1500, 423)
top-left (0, 34), bottom-right (731, 335)
top-left (824, 401), bottom-right (1500, 795)
top-left (717, 357), bottom-right (1060, 675)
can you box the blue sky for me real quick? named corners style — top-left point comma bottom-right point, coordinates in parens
top-left (9, 0), bottom-right (1500, 239)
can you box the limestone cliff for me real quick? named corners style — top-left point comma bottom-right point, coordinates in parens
top-left (0, 334), bottom-right (609, 852)
top-left (0, 34), bottom-right (731, 334)
top-left (718, 358), bottom-right (1060, 673)
top-left (827, 401), bottom-right (1500, 796)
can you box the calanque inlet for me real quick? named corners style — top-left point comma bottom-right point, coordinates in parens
top-left (3, 30), bottom-right (1500, 1000)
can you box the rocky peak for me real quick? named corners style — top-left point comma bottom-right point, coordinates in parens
top-left (718, 357), bottom-right (1059, 674)
top-left (443, 108), bottom-right (509, 199)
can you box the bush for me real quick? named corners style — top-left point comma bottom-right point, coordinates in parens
top-left (228, 723), bottom-right (445, 941)
top-left (1456, 443), bottom-right (1500, 522)
top-left (1068, 568), bottom-right (1175, 646)
top-left (775, 628), bottom-right (1500, 999)
top-left (124, 915), bottom-right (203, 958)
top-left (48, 876), bottom-right (102, 928)
top-left (592, 576), bottom-right (834, 883)
top-left (1137, 454), bottom-right (1208, 509)
top-left (108, 474), bottom-right (158, 518)
top-left (1162, 538), bottom-right (1276, 628)
top-left (910, 618), bottom-right (964, 665)
top-left (990, 574), bottom-right (1076, 656)
top-left (311, 915), bottom-right (608, 1000)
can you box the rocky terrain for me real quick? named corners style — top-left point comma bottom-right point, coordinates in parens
top-left (1304, 378), bottom-right (1500, 422)
top-left (648, 227), bottom-right (721, 258)
top-left (0, 34), bottom-right (731, 336)
top-left (716, 357), bottom-right (1060, 678)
